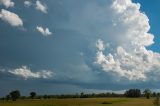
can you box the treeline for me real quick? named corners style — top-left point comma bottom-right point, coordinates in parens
top-left (1, 89), bottom-right (160, 101)
top-left (125, 89), bottom-right (160, 98)
top-left (0, 91), bottom-right (124, 101)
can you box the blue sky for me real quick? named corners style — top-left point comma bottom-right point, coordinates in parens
top-left (0, 0), bottom-right (160, 96)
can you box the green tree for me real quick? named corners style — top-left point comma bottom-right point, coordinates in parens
top-left (125, 89), bottom-right (141, 98)
top-left (43, 95), bottom-right (48, 99)
top-left (144, 89), bottom-right (151, 99)
top-left (5, 95), bottom-right (10, 101)
top-left (30, 92), bottom-right (36, 99)
top-left (153, 92), bottom-right (157, 97)
top-left (10, 90), bottom-right (20, 101)
top-left (80, 92), bottom-right (84, 98)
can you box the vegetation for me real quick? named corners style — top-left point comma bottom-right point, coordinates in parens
top-left (102, 101), bottom-right (113, 104)
top-left (153, 96), bottom-right (160, 106)
top-left (1, 89), bottom-right (160, 106)
top-left (0, 98), bottom-right (155, 106)
top-left (144, 89), bottom-right (152, 99)
top-left (5, 95), bottom-right (10, 101)
top-left (125, 89), bottom-right (141, 98)
top-left (9, 90), bottom-right (20, 101)
top-left (30, 92), bottom-right (36, 99)
top-left (153, 93), bottom-right (160, 106)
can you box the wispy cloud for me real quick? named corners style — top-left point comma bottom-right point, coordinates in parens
top-left (0, 9), bottom-right (23, 27)
top-left (36, 26), bottom-right (52, 36)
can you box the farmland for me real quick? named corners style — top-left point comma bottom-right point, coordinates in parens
top-left (0, 97), bottom-right (155, 106)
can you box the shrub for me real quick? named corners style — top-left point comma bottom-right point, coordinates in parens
top-left (153, 96), bottom-right (160, 106)
top-left (102, 101), bottom-right (112, 104)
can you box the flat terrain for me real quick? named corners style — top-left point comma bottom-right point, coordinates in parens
top-left (0, 98), bottom-right (155, 106)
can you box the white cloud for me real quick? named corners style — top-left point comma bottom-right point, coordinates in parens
top-left (24, 0), bottom-right (32, 7)
top-left (96, 39), bottom-right (105, 51)
top-left (36, 26), bottom-right (52, 36)
top-left (8, 66), bottom-right (53, 79)
top-left (54, 0), bottom-right (160, 83)
top-left (36, 0), bottom-right (47, 13)
top-left (0, 9), bottom-right (23, 27)
top-left (95, 0), bottom-right (160, 81)
top-left (0, 0), bottom-right (14, 8)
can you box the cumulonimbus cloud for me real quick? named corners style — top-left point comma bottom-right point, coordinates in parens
top-left (0, 9), bottom-right (23, 27)
top-left (95, 0), bottom-right (160, 81)
top-left (36, 26), bottom-right (52, 36)
top-left (0, 0), bottom-right (14, 8)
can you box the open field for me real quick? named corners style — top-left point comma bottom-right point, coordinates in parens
top-left (0, 98), bottom-right (155, 106)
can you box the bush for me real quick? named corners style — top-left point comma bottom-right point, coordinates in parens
top-left (153, 96), bottom-right (160, 106)
top-left (102, 101), bottom-right (112, 104)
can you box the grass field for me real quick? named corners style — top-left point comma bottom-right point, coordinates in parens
top-left (0, 98), bottom-right (155, 106)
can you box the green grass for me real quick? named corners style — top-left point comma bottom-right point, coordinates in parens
top-left (0, 98), bottom-right (155, 106)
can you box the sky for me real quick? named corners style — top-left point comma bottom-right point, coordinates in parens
top-left (0, 0), bottom-right (160, 96)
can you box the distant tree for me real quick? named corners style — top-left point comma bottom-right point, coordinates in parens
top-left (10, 90), bottom-right (20, 101)
top-left (80, 92), bottom-right (84, 98)
top-left (125, 89), bottom-right (141, 98)
top-left (143, 89), bottom-right (151, 99)
top-left (43, 95), bottom-right (48, 99)
top-left (37, 96), bottom-right (42, 99)
top-left (30, 92), bottom-right (36, 99)
top-left (20, 96), bottom-right (26, 100)
top-left (2, 97), bottom-right (5, 102)
top-left (75, 93), bottom-right (79, 98)
top-left (5, 95), bottom-right (10, 101)
top-left (153, 92), bottom-right (157, 97)
top-left (91, 93), bottom-right (95, 97)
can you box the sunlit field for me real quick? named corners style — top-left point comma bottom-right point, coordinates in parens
top-left (0, 98), bottom-right (155, 106)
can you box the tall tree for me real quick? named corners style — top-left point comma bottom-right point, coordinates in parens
top-left (10, 90), bottom-right (20, 101)
top-left (30, 92), bottom-right (36, 99)
top-left (143, 89), bottom-right (151, 99)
